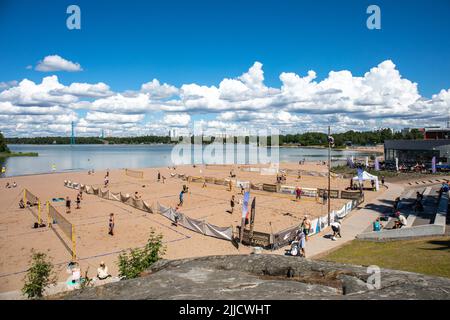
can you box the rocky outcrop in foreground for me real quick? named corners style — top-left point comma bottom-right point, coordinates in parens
top-left (61, 255), bottom-right (450, 300)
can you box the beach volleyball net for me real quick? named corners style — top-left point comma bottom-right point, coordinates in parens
top-left (125, 168), bottom-right (144, 179)
top-left (47, 202), bottom-right (77, 261)
top-left (23, 189), bottom-right (43, 224)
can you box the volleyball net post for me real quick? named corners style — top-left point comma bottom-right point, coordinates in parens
top-left (23, 188), bottom-right (42, 225)
top-left (46, 201), bottom-right (51, 225)
top-left (71, 225), bottom-right (77, 261)
top-left (47, 201), bottom-right (77, 262)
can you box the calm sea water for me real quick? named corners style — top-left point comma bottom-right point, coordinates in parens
top-left (0, 144), bottom-right (375, 177)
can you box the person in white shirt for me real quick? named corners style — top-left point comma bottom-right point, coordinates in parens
top-left (394, 211), bottom-right (407, 229)
top-left (330, 220), bottom-right (342, 241)
top-left (71, 268), bottom-right (81, 284)
top-left (97, 261), bottom-right (111, 280)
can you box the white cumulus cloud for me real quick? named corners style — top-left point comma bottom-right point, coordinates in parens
top-left (35, 55), bottom-right (83, 72)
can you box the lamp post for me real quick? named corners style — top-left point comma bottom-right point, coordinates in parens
top-left (327, 126), bottom-right (331, 226)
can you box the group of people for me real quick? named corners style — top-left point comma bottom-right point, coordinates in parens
top-left (103, 170), bottom-right (110, 187)
top-left (65, 191), bottom-right (83, 213)
top-left (291, 215), bottom-right (342, 257)
top-left (276, 173), bottom-right (287, 184)
top-left (5, 181), bottom-right (17, 188)
top-left (157, 171), bottom-right (166, 183)
top-left (68, 261), bottom-right (112, 288)
top-left (18, 198), bottom-right (36, 209)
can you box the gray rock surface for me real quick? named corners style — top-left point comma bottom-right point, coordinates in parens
top-left (60, 254), bottom-right (450, 300)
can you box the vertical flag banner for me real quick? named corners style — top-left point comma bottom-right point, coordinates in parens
top-left (239, 191), bottom-right (250, 243)
top-left (249, 197), bottom-right (256, 240)
top-left (365, 156), bottom-right (369, 167)
top-left (374, 157), bottom-right (380, 171)
top-left (395, 158), bottom-right (399, 171)
top-left (432, 156), bottom-right (436, 174)
top-left (242, 191), bottom-right (250, 220)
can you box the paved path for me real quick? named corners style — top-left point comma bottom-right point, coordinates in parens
top-left (272, 183), bottom-right (405, 259)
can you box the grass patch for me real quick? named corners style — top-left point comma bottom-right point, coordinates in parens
top-left (0, 152), bottom-right (39, 158)
top-left (318, 237), bottom-right (450, 279)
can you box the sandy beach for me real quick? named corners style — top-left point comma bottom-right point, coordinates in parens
top-left (0, 161), bottom-right (381, 293)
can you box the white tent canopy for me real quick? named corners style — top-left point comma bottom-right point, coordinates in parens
top-left (353, 171), bottom-right (379, 191)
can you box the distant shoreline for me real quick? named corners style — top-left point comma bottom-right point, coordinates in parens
top-left (0, 151), bottom-right (39, 158)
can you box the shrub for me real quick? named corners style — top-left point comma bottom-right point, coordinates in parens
top-left (22, 251), bottom-right (56, 299)
top-left (0, 132), bottom-right (10, 153)
top-left (118, 229), bottom-right (165, 279)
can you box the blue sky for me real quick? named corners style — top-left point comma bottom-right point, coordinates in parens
top-left (0, 0), bottom-right (449, 137)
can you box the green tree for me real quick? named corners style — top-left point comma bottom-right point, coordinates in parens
top-left (118, 229), bottom-right (165, 279)
top-left (0, 131), bottom-right (10, 153)
top-left (22, 251), bottom-right (56, 299)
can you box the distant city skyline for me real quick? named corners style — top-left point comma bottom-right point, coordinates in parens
top-left (0, 0), bottom-right (449, 137)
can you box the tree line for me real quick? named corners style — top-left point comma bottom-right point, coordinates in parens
top-left (0, 132), bottom-right (10, 153)
top-left (4, 129), bottom-right (424, 147)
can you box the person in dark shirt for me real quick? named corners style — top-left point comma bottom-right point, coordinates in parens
top-left (65, 196), bottom-right (71, 214)
top-left (230, 195), bottom-right (235, 214)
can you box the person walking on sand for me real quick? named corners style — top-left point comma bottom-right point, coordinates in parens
top-left (230, 195), bottom-right (235, 214)
top-left (178, 189), bottom-right (185, 207)
top-left (108, 213), bottom-right (115, 236)
top-left (299, 231), bottom-right (306, 257)
top-left (173, 206), bottom-right (181, 226)
top-left (76, 193), bottom-right (81, 209)
top-left (157, 171), bottom-right (161, 182)
top-left (295, 186), bottom-right (302, 201)
top-left (322, 190), bottom-right (328, 205)
top-left (65, 196), bottom-right (71, 214)
top-left (381, 176), bottom-right (385, 187)
top-left (301, 216), bottom-right (311, 241)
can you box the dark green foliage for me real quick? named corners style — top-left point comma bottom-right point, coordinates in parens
top-left (4, 128), bottom-right (424, 146)
top-left (0, 131), bottom-right (10, 153)
top-left (118, 229), bottom-right (165, 280)
top-left (22, 251), bottom-right (56, 299)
